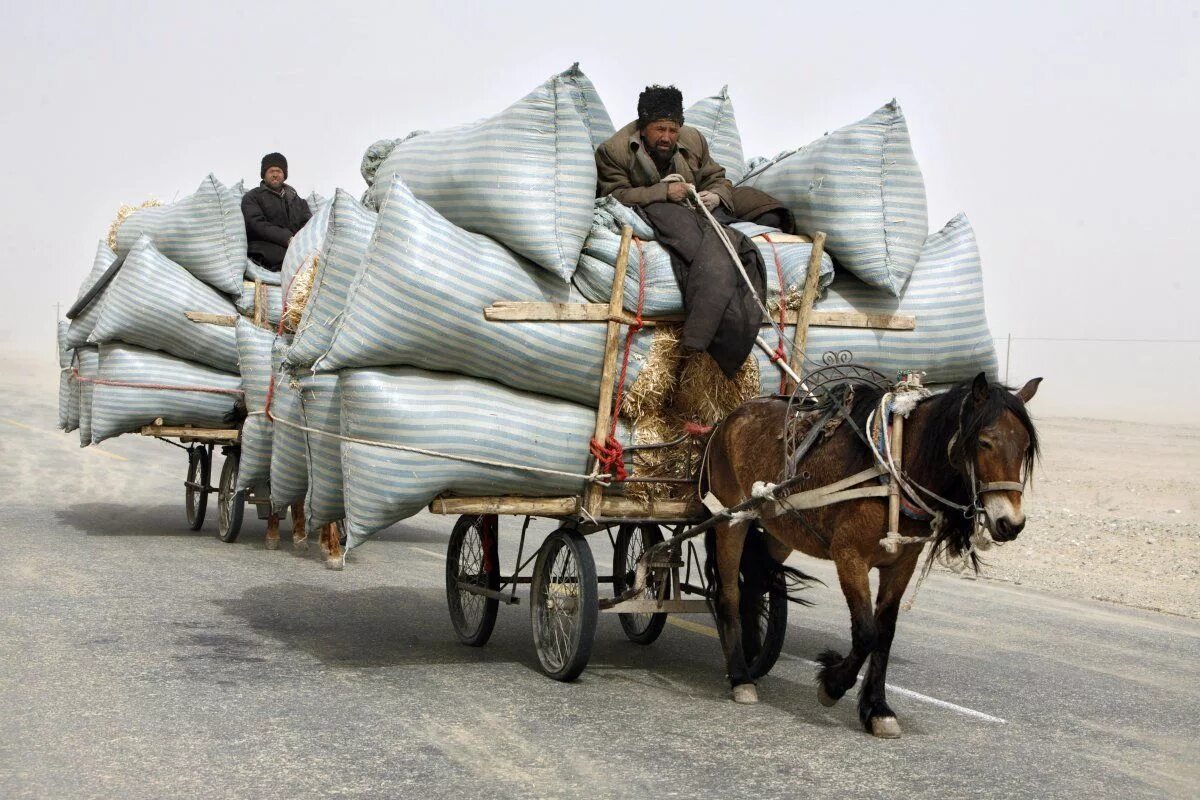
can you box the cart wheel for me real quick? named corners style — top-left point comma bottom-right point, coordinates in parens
top-left (446, 514), bottom-right (500, 647)
top-left (530, 527), bottom-right (598, 682)
top-left (741, 579), bottom-right (787, 679)
top-left (185, 446), bottom-right (211, 531)
top-left (217, 450), bottom-right (244, 544)
top-left (612, 523), bottom-right (668, 645)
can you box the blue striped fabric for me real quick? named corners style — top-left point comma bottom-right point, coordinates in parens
top-left (574, 226), bottom-right (834, 316)
top-left (338, 367), bottom-right (629, 547)
top-left (234, 281), bottom-right (284, 328)
top-left (76, 347), bottom-right (99, 446)
top-left (114, 175), bottom-right (247, 295)
top-left (243, 259), bottom-right (282, 287)
top-left (90, 344), bottom-right (242, 443)
top-left (66, 242), bottom-right (118, 348)
top-left (297, 372), bottom-right (343, 532)
top-left (88, 236), bottom-right (240, 372)
top-left (752, 214), bottom-right (998, 390)
top-left (739, 101), bottom-right (928, 297)
top-left (685, 87), bottom-right (745, 183)
top-left (235, 319), bottom-right (277, 491)
top-left (285, 190), bottom-right (377, 369)
top-left (368, 73), bottom-right (596, 282)
top-left (268, 371), bottom-right (308, 512)
top-left (316, 175), bottom-right (653, 406)
top-left (57, 322), bottom-right (79, 432)
top-left (279, 195), bottom-right (334, 296)
top-left (559, 63), bottom-right (615, 149)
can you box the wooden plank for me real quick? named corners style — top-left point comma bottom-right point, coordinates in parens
top-left (484, 301), bottom-right (914, 331)
top-left (751, 232), bottom-right (811, 244)
top-left (139, 425), bottom-right (240, 442)
top-left (185, 311), bottom-right (239, 327)
top-left (789, 231), bottom-right (827, 390)
top-left (598, 497), bottom-right (702, 518)
top-left (252, 279), bottom-right (266, 328)
top-left (428, 496), bottom-right (580, 516)
top-left (584, 225), bottom-right (634, 517)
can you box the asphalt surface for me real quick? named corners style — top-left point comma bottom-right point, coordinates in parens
top-left (1, 365), bottom-right (1198, 799)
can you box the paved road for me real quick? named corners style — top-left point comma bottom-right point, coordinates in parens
top-left (1, 366), bottom-right (1197, 799)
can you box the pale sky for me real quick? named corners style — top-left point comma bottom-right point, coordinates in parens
top-left (1, 1), bottom-right (1197, 420)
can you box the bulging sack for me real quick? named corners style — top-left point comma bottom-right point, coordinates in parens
top-left (89, 343), bottom-right (242, 443)
top-left (235, 319), bottom-right (277, 491)
top-left (114, 174), bottom-right (247, 295)
top-left (754, 214), bottom-right (997, 388)
top-left (739, 101), bottom-right (928, 297)
top-left (66, 242), bottom-right (118, 349)
top-left (317, 176), bottom-right (653, 406)
top-left (279, 196), bottom-right (334, 296)
top-left (559, 63), bottom-right (615, 149)
top-left (685, 87), bottom-right (745, 183)
top-left (234, 281), bottom-right (283, 328)
top-left (298, 373), bottom-right (343, 533)
top-left (77, 347), bottom-right (99, 447)
top-left (285, 190), bottom-right (377, 369)
top-left (367, 72), bottom-right (596, 281)
top-left (338, 367), bottom-right (629, 547)
top-left (57, 322), bottom-right (79, 433)
top-left (88, 236), bottom-right (240, 372)
top-left (267, 371), bottom-right (308, 513)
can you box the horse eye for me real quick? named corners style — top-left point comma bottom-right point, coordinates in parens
top-left (978, 438), bottom-right (993, 450)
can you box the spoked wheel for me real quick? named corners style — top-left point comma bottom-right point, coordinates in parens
top-left (185, 445), bottom-right (211, 531)
top-left (530, 527), bottom-right (598, 682)
top-left (612, 523), bottom-right (668, 645)
top-left (446, 514), bottom-right (501, 647)
top-left (217, 449), bottom-right (245, 544)
top-left (741, 578), bottom-right (788, 679)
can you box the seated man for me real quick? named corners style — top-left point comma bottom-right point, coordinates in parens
top-left (242, 152), bottom-right (312, 272)
top-left (595, 86), bottom-right (790, 378)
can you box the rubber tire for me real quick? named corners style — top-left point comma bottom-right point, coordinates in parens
top-left (530, 528), bottom-right (598, 682)
top-left (446, 515), bottom-right (501, 647)
top-left (612, 523), bottom-right (668, 645)
top-left (217, 450), bottom-right (244, 544)
top-left (185, 447), bottom-right (211, 531)
top-left (743, 582), bottom-right (788, 679)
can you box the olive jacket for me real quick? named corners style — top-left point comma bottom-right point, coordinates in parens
top-left (595, 121), bottom-right (734, 209)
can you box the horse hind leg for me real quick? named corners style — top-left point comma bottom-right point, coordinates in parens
top-left (290, 501), bottom-right (308, 551)
top-left (265, 512), bottom-right (281, 550)
top-left (816, 551), bottom-right (876, 710)
top-left (320, 522), bottom-right (344, 571)
top-left (708, 521), bottom-right (757, 703)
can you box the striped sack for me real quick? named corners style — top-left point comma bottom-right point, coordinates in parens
top-left (316, 175), bottom-right (653, 406)
top-left (367, 71), bottom-right (596, 282)
top-left (57, 321), bottom-right (79, 432)
top-left (685, 86), bottom-right (745, 183)
top-left (234, 281), bottom-right (283, 328)
top-left (66, 242), bottom-right (118, 348)
top-left (268, 370), bottom-right (308, 513)
top-left (88, 236), bottom-right (240, 372)
top-left (89, 343), bottom-right (242, 443)
top-left (297, 373), bottom-right (344, 533)
top-left (753, 214), bottom-right (998, 389)
top-left (338, 367), bottom-right (629, 547)
top-left (114, 174), bottom-right (247, 296)
top-left (559, 63), bottom-right (615, 149)
top-left (279, 193), bottom-right (335, 295)
top-left (235, 319), bottom-right (277, 491)
top-left (76, 347), bottom-right (99, 446)
top-left (285, 190), bottom-right (377, 369)
top-left (739, 101), bottom-right (928, 297)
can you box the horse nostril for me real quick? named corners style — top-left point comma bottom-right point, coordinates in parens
top-left (995, 518), bottom-right (1024, 541)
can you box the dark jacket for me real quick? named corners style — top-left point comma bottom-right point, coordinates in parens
top-left (596, 121), bottom-right (734, 209)
top-left (242, 182), bottom-right (312, 270)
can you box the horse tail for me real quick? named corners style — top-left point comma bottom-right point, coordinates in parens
top-left (705, 522), bottom-right (820, 610)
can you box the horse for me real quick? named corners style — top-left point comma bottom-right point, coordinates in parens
top-left (703, 372), bottom-right (1040, 737)
top-left (263, 500), bottom-right (345, 568)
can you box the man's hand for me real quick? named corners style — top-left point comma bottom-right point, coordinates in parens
top-left (697, 190), bottom-right (721, 211)
top-left (666, 182), bottom-right (692, 203)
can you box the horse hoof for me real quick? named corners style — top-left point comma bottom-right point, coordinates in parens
top-left (265, 538), bottom-right (280, 551)
top-left (293, 537), bottom-right (309, 551)
top-left (817, 685), bottom-right (839, 707)
top-left (732, 684), bottom-right (759, 704)
top-left (325, 556), bottom-right (345, 571)
top-left (870, 716), bottom-right (902, 739)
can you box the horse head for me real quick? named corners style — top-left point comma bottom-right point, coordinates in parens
top-left (952, 373), bottom-right (1042, 543)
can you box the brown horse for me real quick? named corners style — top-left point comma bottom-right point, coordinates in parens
top-left (263, 501), bottom-right (344, 568)
top-left (704, 373), bottom-right (1040, 737)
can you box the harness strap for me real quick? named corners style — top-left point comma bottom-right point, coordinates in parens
top-left (977, 481), bottom-right (1025, 494)
top-left (761, 465), bottom-right (889, 519)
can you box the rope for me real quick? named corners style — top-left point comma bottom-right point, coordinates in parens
top-left (72, 367), bottom-right (244, 397)
top-left (762, 234), bottom-right (791, 394)
top-left (249, 411), bottom-right (609, 484)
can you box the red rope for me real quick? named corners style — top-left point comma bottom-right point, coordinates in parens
top-left (590, 239), bottom-right (647, 483)
top-left (763, 234), bottom-right (790, 393)
top-left (73, 367), bottom-right (243, 397)
top-left (263, 374), bottom-right (277, 421)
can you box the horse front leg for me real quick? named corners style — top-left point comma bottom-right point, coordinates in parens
top-left (290, 500), bottom-right (308, 551)
top-left (712, 520), bottom-right (757, 703)
top-left (265, 512), bottom-right (281, 550)
top-left (816, 550), bottom-right (875, 709)
top-left (320, 522), bottom-right (344, 571)
top-left (858, 552), bottom-right (920, 738)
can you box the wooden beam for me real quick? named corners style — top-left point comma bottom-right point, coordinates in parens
top-left (598, 497), bottom-right (702, 518)
top-left (139, 425), bottom-right (239, 442)
top-left (428, 496), bottom-right (580, 516)
top-left (185, 311), bottom-right (239, 327)
top-left (252, 279), bottom-right (266, 328)
top-left (484, 301), bottom-right (914, 331)
top-left (751, 232), bottom-right (811, 245)
top-left (789, 231), bottom-right (828, 389)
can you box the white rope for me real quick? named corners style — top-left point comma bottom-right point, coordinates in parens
top-left (246, 411), bottom-right (610, 485)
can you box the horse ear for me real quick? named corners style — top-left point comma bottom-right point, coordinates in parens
top-left (1016, 377), bottom-right (1042, 404)
top-left (971, 372), bottom-right (989, 404)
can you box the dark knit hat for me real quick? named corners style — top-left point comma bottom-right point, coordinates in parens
top-left (260, 152), bottom-right (288, 179)
top-left (637, 85), bottom-right (684, 128)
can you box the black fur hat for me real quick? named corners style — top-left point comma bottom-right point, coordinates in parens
top-left (637, 85), bottom-right (684, 128)
top-left (260, 152), bottom-right (288, 179)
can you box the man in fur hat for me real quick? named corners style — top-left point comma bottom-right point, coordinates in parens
top-left (242, 152), bottom-right (312, 271)
top-left (594, 86), bottom-right (790, 378)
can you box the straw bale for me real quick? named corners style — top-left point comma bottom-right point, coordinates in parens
top-left (620, 325), bottom-right (681, 420)
top-left (672, 350), bottom-right (761, 425)
top-left (282, 255), bottom-right (318, 333)
top-left (106, 199), bottom-right (162, 251)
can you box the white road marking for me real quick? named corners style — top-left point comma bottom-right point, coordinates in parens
top-left (404, 541), bottom-right (1006, 724)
